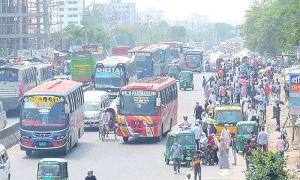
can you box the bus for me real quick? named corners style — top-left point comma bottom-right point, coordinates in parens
top-left (70, 51), bottom-right (94, 82)
top-left (153, 43), bottom-right (171, 76)
top-left (116, 77), bottom-right (178, 142)
top-left (128, 46), bottom-right (160, 79)
top-left (19, 80), bottom-right (84, 156)
top-left (81, 45), bottom-right (104, 63)
top-left (112, 46), bottom-right (132, 56)
top-left (94, 55), bottom-right (137, 98)
top-left (34, 63), bottom-right (55, 84)
top-left (185, 49), bottom-right (204, 72)
top-left (161, 42), bottom-right (184, 69)
top-left (0, 64), bottom-right (37, 111)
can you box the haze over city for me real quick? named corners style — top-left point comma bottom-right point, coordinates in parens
top-left (86, 0), bottom-right (252, 24)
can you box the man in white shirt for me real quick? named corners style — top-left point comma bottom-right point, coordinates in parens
top-left (193, 123), bottom-right (202, 150)
top-left (272, 95), bottom-right (278, 118)
top-left (209, 91), bottom-right (216, 105)
top-left (101, 109), bottom-right (111, 137)
top-left (246, 105), bottom-right (256, 121)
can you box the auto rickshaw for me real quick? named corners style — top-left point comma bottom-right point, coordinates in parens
top-left (236, 121), bottom-right (258, 151)
top-left (179, 71), bottom-right (194, 90)
top-left (167, 63), bottom-right (181, 80)
top-left (37, 158), bottom-right (68, 180)
top-left (164, 131), bottom-right (196, 167)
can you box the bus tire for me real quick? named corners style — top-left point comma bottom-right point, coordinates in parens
top-left (62, 138), bottom-right (71, 155)
top-left (169, 120), bottom-right (172, 133)
top-left (26, 150), bottom-right (32, 156)
top-left (156, 126), bottom-right (163, 142)
top-left (123, 137), bottom-right (129, 142)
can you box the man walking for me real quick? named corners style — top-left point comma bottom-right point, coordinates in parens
top-left (231, 133), bottom-right (238, 165)
top-left (276, 103), bottom-right (281, 131)
top-left (193, 123), bottom-right (202, 150)
top-left (192, 150), bottom-right (202, 180)
top-left (272, 95), bottom-right (278, 118)
top-left (257, 127), bottom-right (268, 152)
top-left (171, 139), bottom-right (182, 174)
top-left (194, 102), bottom-right (203, 120)
top-left (242, 139), bottom-right (257, 170)
top-left (221, 124), bottom-right (231, 154)
top-left (202, 76), bottom-right (206, 91)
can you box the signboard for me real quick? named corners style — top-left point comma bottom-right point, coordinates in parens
top-left (289, 73), bottom-right (300, 115)
top-left (24, 96), bottom-right (64, 109)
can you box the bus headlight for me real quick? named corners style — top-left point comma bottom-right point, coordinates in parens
top-left (54, 135), bottom-right (66, 140)
top-left (21, 134), bottom-right (31, 140)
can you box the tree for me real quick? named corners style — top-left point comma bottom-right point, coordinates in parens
top-left (167, 26), bottom-right (186, 42)
top-left (114, 26), bottom-right (135, 47)
top-left (245, 149), bottom-right (294, 180)
top-left (61, 25), bottom-right (84, 48)
top-left (87, 26), bottom-right (110, 48)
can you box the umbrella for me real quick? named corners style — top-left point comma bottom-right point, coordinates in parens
top-left (238, 79), bottom-right (248, 84)
top-left (253, 95), bottom-right (266, 102)
top-left (259, 69), bottom-right (267, 73)
top-left (202, 118), bottom-right (217, 124)
top-left (275, 100), bottom-right (284, 105)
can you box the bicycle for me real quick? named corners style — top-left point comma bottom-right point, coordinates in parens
top-left (98, 123), bottom-right (107, 141)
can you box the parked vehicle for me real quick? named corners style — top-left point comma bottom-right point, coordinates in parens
top-left (0, 144), bottom-right (10, 180)
top-left (179, 71), bottom-right (194, 90)
top-left (37, 158), bottom-right (68, 180)
top-left (164, 131), bottom-right (196, 167)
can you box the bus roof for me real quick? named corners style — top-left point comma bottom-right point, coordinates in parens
top-left (0, 63), bottom-right (34, 70)
top-left (33, 63), bottom-right (53, 68)
top-left (96, 55), bottom-right (134, 66)
top-left (121, 77), bottom-right (176, 91)
top-left (186, 49), bottom-right (203, 53)
top-left (162, 42), bottom-right (183, 46)
top-left (24, 80), bottom-right (82, 96)
top-left (128, 46), bottom-right (158, 53)
top-left (153, 43), bottom-right (170, 50)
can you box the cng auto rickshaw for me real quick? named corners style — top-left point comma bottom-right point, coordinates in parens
top-left (37, 158), bottom-right (69, 180)
top-left (236, 121), bottom-right (258, 151)
top-left (168, 63), bottom-right (181, 80)
top-left (164, 131), bottom-right (196, 167)
top-left (179, 71), bottom-right (194, 90)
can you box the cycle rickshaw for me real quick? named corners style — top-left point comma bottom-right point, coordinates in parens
top-left (99, 107), bottom-right (118, 141)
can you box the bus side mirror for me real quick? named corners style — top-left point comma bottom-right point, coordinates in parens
top-left (64, 104), bottom-right (70, 114)
top-left (115, 97), bottom-right (120, 106)
top-left (156, 98), bottom-right (161, 107)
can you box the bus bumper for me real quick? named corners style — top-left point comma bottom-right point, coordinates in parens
top-left (20, 141), bottom-right (68, 152)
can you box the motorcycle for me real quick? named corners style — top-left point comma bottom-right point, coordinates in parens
top-left (178, 123), bottom-right (192, 131)
top-left (280, 129), bottom-right (289, 151)
top-left (205, 63), bottom-right (210, 72)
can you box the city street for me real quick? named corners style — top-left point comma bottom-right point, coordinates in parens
top-left (7, 72), bottom-right (246, 180)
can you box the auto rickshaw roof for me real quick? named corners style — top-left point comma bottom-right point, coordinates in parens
top-left (39, 158), bottom-right (68, 163)
top-left (180, 71), bottom-right (193, 74)
top-left (237, 121), bottom-right (258, 126)
top-left (214, 106), bottom-right (242, 111)
top-left (167, 131), bottom-right (194, 137)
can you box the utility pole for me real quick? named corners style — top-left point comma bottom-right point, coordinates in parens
top-left (83, 0), bottom-right (88, 45)
top-left (43, 0), bottom-right (50, 48)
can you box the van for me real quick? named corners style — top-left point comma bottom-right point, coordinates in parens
top-left (83, 91), bottom-right (110, 129)
top-left (0, 102), bottom-right (7, 129)
top-left (0, 144), bottom-right (11, 180)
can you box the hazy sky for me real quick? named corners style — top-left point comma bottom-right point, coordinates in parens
top-left (87, 0), bottom-right (252, 23)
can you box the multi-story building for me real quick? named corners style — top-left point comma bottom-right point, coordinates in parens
top-left (137, 8), bottom-right (164, 25)
top-left (101, 0), bottom-right (136, 29)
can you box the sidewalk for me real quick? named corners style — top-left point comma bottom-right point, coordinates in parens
top-left (266, 74), bottom-right (296, 170)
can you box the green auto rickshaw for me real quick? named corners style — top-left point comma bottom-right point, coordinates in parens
top-left (236, 121), bottom-right (258, 151)
top-left (168, 63), bottom-right (181, 80)
top-left (179, 71), bottom-right (194, 90)
top-left (37, 158), bottom-right (69, 180)
top-left (164, 131), bottom-right (196, 167)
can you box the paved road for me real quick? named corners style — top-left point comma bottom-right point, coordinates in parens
top-left (7, 71), bottom-right (247, 180)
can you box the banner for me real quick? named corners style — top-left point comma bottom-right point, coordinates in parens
top-left (289, 73), bottom-right (300, 115)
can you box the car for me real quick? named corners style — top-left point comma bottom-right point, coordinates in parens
top-left (0, 144), bottom-right (11, 180)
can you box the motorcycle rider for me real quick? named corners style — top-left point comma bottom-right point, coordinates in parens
top-left (180, 115), bottom-right (190, 130)
top-left (85, 170), bottom-right (97, 180)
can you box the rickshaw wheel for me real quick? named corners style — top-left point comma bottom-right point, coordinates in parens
top-left (123, 137), bottom-right (129, 142)
top-left (114, 128), bottom-right (117, 140)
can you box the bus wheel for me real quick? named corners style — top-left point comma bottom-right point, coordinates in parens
top-left (26, 150), bottom-right (32, 156)
top-left (169, 120), bottom-right (172, 133)
top-left (62, 139), bottom-right (71, 155)
top-left (156, 126), bottom-right (163, 142)
top-left (123, 137), bottom-right (129, 142)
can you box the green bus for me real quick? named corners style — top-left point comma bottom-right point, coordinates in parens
top-left (70, 51), bottom-right (94, 82)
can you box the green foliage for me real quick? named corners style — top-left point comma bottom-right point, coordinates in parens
top-left (242, 0), bottom-right (300, 56)
top-left (87, 26), bottom-right (110, 48)
top-left (245, 149), bottom-right (292, 180)
top-left (114, 27), bottom-right (135, 47)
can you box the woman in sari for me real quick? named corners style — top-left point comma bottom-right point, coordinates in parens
top-left (206, 134), bottom-right (215, 165)
top-left (212, 133), bottom-right (220, 164)
top-left (219, 137), bottom-right (230, 169)
top-left (199, 132), bottom-right (208, 165)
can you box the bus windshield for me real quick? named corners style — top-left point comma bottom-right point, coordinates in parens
top-left (119, 90), bottom-right (157, 116)
top-left (136, 55), bottom-right (152, 71)
top-left (0, 68), bottom-right (18, 82)
top-left (95, 77), bottom-right (121, 88)
top-left (215, 110), bottom-right (242, 126)
top-left (170, 48), bottom-right (179, 58)
top-left (21, 96), bottom-right (65, 128)
top-left (37, 164), bottom-right (60, 177)
top-left (186, 55), bottom-right (201, 62)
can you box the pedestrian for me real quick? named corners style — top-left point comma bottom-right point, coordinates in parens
top-left (193, 123), bottom-right (202, 150)
top-left (194, 102), bottom-right (203, 120)
top-left (231, 133), bottom-right (238, 165)
top-left (257, 127), bottom-right (268, 152)
top-left (202, 121), bottom-right (209, 136)
top-left (276, 133), bottom-right (285, 159)
top-left (246, 105), bottom-right (256, 121)
top-left (171, 139), bottom-right (182, 174)
top-left (209, 124), bottom-right (217, 135)
top-left (218, 138), bottom-right (230, 169)
top-left (212, 133), bottom-right (219, 164)
top-left (272, 95), bottom-right (278, 118)
top-left (277, 85), bottom-right (281, 101)
top-left (199, 133), bottom-right (208, 165)
top-left (276, 103), bottom-right (281, 131)
top-left (209, 91), bottom-right (216, 105)
top-left (192, 150), bottom-right (202, 180)
top-left (202, 76), bottom-right (206, 90)
top-left (204, 99), bottom-right (209, 113)
top-left (221, 124), bottom-right (231, 154)
top-left (234, 87), bottom-right (241, 103)
top-left (185, 172), bottom-right (192, 180)
top-left (85, 170), bottom-right (97, 180)
top-left (207, 134), bottom-right (215, 165)
top-left (207, 100), bottom-right (214, 114)
top-left (248, 131), bottom-right (257, 146)
top-left (242, 139), bottom-right (257, 170)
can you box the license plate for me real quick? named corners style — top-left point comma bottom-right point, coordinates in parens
top-left (39, 142), bottom-right (46, 146)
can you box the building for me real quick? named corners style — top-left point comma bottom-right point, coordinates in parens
top-left (101, 0), bottom-right (136, 29)
top-left (137, 8), bottom-right (164, 25)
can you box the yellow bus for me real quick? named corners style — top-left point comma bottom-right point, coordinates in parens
top-left (213, 105), bottom-right (243, 140)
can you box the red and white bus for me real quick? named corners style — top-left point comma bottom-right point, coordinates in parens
top-left (116, 77), bottom-right (178, 142)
